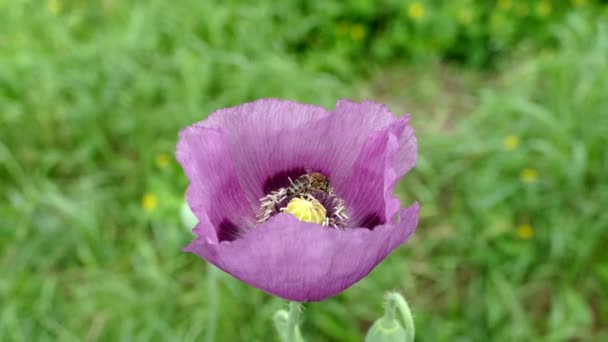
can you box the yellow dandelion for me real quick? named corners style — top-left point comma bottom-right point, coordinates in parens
top-left (503, 135), bottom-right (520, 151)
top-left (536, 1), bottom-right (552, 17)
top-left (48, 0), bottom-right (61, 15)
top-left (517, 224), bottom-right (534, 240)
top-left (142, 193), bottom-right (158, 213)
top-left (572, 0), bottom-right (588, 6)
top-left (155, 153), bottom-right (171, 168)
top-left (407, 2), bottom-right (425, 20)
top-left (497, 0), bottom-right (512, 10)
top-left (520, 168), bottom-right (538, 183)
top-left (350, 24), bottom-right (367, 41)
top-left (458, 10), bottom-right (474, 25)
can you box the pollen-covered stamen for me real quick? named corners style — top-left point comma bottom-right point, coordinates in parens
top-left (256, 187), bottom-right (288, 223)
top-left (256, 171), bottom-right (349, 229)
top-left (312, 190), bottom-right (349, 230)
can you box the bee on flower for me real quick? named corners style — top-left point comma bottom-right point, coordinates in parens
top-left (177, 99), bottom-right (419, 301)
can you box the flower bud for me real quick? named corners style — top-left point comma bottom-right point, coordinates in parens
top-left (365, 317), bottom-right (408, 342)
top-left (180, 202), bottom-right (198, 230)
top-left (366, 292), bottom-right (415, 342)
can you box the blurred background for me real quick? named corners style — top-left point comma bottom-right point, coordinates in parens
top-left (1, 0), bottom-right (607, 341)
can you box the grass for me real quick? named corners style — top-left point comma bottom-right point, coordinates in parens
top-left (1, 1), bottom-right (607, 341)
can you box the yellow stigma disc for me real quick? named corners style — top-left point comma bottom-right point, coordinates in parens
top-left (282, 196), bottom-right (326, 224)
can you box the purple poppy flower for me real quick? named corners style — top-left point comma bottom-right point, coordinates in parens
top-left (177, 99), bottom-right (418, 302)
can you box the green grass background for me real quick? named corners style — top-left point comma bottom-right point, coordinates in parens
top-left (1, 0), bottom-right (607, 341)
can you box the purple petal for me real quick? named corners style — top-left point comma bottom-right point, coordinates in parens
top-left (184, 203), bottom-right (419, 302)
top-left (335, 115), bottom-right (417, 226)
top-left (176, 126), bottom-right (258, 242)
top-left (189, 99), bottom-right (332, 199)
top-left (184, 99), bottom-right (412, 204)
top-left (317, 99), bottom-right (401, 184)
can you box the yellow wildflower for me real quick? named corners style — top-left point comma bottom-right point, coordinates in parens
top-left (142, 193), bottom-right (158, 213)
top-left (536, 1), bottom-right (552, 17)
top-left (520, 168), bottom-right (538, 183)
top-left (497, 0), bottom-right (512, 10)
top-left (407, 2), bottom-right (425, 20)
top-left (48, 0), bottom-right (61, 15)
top-left (503, 135), bottom-right (520, 151)
top-left (458, 10), bottom-right (474, 25)
top-left (155, 153), bottom-right (171, 168)
top-left (350, 24), bottom-right (367, 41)
top-left (517, 224), bottom-right (534, 240)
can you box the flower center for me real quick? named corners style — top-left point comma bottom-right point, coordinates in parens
top-left (256, 171), bottom-right (349, 229)
top-left (281, 196), bottom-right (326, 224)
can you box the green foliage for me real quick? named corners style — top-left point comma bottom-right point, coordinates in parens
top-left (395, 13), bottom-right (608, 341)
top-left (1, 0), bottom-right (607, 341)
top-left (273, 0), bottom-right (608, 74)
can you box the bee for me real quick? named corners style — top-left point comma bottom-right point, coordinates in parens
top-left (286, 171), bottom-right (330, 196)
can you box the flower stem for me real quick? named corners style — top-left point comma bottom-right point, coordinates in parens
top-left (287, 302), bottom-right (302, 342)
top-left (205, 265), bottom-right (219, 342)
top-left (273, 302), bottom-right (305, 342)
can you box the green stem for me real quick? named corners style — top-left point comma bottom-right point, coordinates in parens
top-left (273, 302), bottom-right (305, 342)
top-left (205, 266), bottom-right (219, 342)
top-left (287, 302), bottom-right (302, 342)
top-left (273, 310), bottom-right (289, 342)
